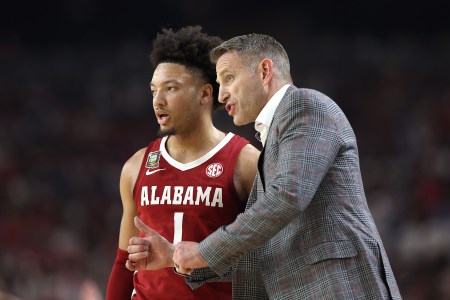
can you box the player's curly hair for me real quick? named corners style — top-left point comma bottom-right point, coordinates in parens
top-left (150, 26), bottom-right (223, 110)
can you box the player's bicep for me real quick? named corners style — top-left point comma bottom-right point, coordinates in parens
top-left (234, 144), bottom-right (260, 202)
top-left (118, 193), bottom-right (138, 249)
top-left (117, 150), bottom-right (144, 249)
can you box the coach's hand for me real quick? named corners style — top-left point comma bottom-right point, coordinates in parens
top-left (126, 216), bottom-right (175, 271)
top-left (173, 241), bottom-right (208, 274)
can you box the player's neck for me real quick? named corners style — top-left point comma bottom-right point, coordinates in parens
top-left (166, 126), bottom-right (226, 163)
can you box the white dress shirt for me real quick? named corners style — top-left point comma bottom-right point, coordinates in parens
top-left (254, 84), bottom-right (290, 146)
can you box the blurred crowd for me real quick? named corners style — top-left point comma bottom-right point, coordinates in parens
top-left (0, 32), bottom-right (449, 299)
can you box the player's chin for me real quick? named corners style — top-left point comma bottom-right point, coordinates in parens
top-left (157, 127), bottom-right (176, 137)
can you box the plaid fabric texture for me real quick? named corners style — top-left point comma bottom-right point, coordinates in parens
top-left (192, 87), bottom-right (401, 299)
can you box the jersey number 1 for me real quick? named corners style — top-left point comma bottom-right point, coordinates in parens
top-left (173, 212), bottom-right (183, 244)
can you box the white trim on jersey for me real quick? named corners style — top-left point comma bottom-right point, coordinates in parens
top-left (160, 132), bottom-right (235, 171)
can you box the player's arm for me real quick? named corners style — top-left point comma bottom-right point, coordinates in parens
top-left (233, 144), bottom-right (260, 202)
top-left (117, 149), bottom-right (144, 250)
top-left (106, 148), bottom-right (144, 300)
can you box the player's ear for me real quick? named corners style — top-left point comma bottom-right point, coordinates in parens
top-left (200, 83), bottom-right (213, 105)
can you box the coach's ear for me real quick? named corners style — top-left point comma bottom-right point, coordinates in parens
top-left (134, 216), bottom-right (159, 237)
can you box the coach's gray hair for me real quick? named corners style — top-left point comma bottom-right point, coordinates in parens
top-left (210, 33), bottom-right (292, 83)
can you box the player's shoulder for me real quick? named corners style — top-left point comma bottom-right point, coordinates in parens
top-left (124, 138), bottom-right (163, 167)
top-left (229, 133), bottom-right (257, 151)
top-left (122, 147), bottom-right (147, 176)
top-left (238, 143), bottom-right (260, 162)
top-left (129, 147), bottom-right (147, 161)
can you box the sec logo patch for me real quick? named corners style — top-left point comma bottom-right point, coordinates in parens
top-left (206, 163), bottom-right (223, 178)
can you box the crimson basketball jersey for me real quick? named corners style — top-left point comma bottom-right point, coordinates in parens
top-left (131, 133), bottom-right (249, 300)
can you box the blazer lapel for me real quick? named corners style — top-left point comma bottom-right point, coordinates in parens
top-left (257, 145), bottom-right (265, 190)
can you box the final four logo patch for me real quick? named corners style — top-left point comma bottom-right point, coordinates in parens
top-left (146, 151), bottom-right (161, 168)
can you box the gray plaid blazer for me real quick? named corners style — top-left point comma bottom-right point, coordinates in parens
top-left (186, 86), bottom-right (402, 299)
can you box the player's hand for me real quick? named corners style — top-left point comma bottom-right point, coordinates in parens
top-left (126, 216), bottom-right (175, 271)
top-left (173, 241), bottom-right (208, 274)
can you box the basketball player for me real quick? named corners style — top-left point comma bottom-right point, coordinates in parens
top-left (105, 26), bottom-right (260, 300)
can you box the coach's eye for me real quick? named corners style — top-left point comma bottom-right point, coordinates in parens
top-left (225, 75), bottom-right (233, 85)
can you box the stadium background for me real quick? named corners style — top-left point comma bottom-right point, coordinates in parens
top-left (1, 1), bottom-right (449, 299)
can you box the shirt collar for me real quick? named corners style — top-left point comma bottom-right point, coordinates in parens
top-left (255, 84), bottom-right (290, 132)
top-left (254, 84), bottom-right (290, 146)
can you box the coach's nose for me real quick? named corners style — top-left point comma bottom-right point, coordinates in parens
top-left (218, 85), bottom-right (230, 104)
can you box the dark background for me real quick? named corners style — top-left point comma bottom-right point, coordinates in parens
top-left (1, 1), bottom-right (449, 299)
